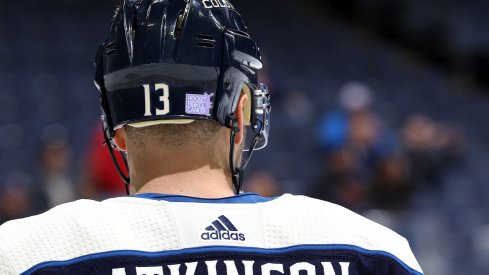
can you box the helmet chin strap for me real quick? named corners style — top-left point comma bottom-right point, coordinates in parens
top-left (229, 115), bottom-right (243, 194)
top-left (228, 115), bottom-right (261, 194)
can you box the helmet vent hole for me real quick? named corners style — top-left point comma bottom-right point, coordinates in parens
top-left (174, 2), bottom-right (191, 40)
top-left (174, 11), bottom-right (185, 40)
top-left (131, 17), bottom-right (137, 44)
top-left (196, 34), bottom-right (216, 48)
top-left (105, 42), bottom-right (117, 55)
top-left (228, 29), bottom-right (250, 38)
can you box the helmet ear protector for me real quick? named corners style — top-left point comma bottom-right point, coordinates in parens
top-left (219, 30), bottom-right (271, 151)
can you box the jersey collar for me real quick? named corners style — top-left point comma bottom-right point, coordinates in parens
top-left (132, 192), bottom-right (276, 204)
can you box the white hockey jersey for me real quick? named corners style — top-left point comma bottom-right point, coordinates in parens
top-left (0, 193), bottom-right (423, 274)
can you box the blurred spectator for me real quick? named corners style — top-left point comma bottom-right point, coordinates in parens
top-left (370, 153), bottom-right (414, 210)
top-left (35, 129), bottom-right (77, 209)
top-left (0, 172), bottom-right (33, 224)
top-left (312, 147), bottom-right (371, 210)
top-left (243, 170), bottom-right (282, 197)
top-left (312, 81), bottom-right (400, 211)
top-left (78, 124), bottom-right (126, 200)
top-left (401, 115), bottom-right (465, 189)
top-left (312, 95), bottom-right (466, 212)
top-left (317, 81), bottom-right (397, 155)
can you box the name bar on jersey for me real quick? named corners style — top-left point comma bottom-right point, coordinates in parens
top-left (112, 260), bottom-right (350, 275)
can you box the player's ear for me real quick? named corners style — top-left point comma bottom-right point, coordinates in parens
top-left (234, 92), bottom-right (248, 145)
top-left (112, 127), bottom-right (127, 151)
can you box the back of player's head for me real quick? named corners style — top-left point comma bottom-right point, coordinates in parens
top-left (94, 0), bottom-right (271, 192)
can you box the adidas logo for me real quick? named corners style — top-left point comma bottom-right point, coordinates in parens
top-left (200, 215), bottom-right (246, 241)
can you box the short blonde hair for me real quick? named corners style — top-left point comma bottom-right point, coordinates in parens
top-left (124, 120), bottom-right (222, 148)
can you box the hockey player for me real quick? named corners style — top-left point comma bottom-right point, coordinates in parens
top-left (0, 0), bottom-right (423, 274)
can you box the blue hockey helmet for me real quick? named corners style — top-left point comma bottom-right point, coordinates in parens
top-left (94, 0), bottom-right (271, 192)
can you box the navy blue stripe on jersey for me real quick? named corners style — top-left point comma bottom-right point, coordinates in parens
top-left (205, 225), bottom-right (215, 231)
top-left (211, 220), bottom-right (227, 231)
top-left (218, 215), bottom-right (238, 231)
top-left (132, 192), bottom-right (276, 204)
top-left (23, 244), bottom-right (423, 275)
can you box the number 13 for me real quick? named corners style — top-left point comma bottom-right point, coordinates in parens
top-left (143, 83), bottom-right (170, 116)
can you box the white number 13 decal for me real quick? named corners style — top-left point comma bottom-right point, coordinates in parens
top-left (143, 83), bottom-right (170, 116)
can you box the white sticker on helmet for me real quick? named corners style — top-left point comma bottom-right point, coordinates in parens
top-left (202, 0), bottom-right (234, 10)
top-left (185, 93), bottom-right (214, 116)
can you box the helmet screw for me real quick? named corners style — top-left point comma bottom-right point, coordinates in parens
top-left (224, 81), bottom-right (232, 91)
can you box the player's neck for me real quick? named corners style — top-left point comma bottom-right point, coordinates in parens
top-left (132, 167), bottom-right (235, 198)
top-left (127, 148), bottom-right (235, 198)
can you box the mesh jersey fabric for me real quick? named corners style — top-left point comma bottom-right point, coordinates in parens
top-left (0, 193), bottom-right (423, 274)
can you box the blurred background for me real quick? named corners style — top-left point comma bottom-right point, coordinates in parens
top-left (0, 0), bottom-right (489, 274)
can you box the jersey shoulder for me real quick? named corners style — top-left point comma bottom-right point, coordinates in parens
top-left (272, 194), bottom-right (404, 237)
top-left (262, 194), bottom-right (422, 273)
top-left (0, 197), bottom-right (178, 274)
top-left (0, 198), bottom-right (102, 234)
top-left (0, 200), bottom-right (94, 273)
